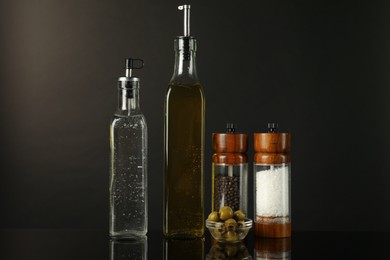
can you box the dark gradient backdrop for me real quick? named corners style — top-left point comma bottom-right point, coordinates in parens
top-left (1, 0), bottom-right (389, 232)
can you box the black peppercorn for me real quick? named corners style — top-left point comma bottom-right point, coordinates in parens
top-left (214, 175), bottom-right (240, 211)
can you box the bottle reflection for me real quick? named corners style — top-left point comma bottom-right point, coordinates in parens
top-left (206, 241), bottom-right (252, 260)
top-left (255, 237), bottom-right (291, 260)
top-left (164, 238), bottom-right (204, 260)
top-left (110, 237), bottom-right (147, 260)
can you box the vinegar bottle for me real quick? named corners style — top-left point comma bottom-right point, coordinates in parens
top-left (163, 5), bottom-right (205, 238)
top-left (109, 58), bottom-right (148, 238)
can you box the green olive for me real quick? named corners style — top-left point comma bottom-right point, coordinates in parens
top-left (237, 220), bottom-right (245, 228)
top-left (225, 231), bottom-right (237, 241)
top-left (207, 211), bottom-right (220, 222)
top-left (213, 225), bottom-right (226, 238)
top-left (225, 218), bottom-right (237, 231)
top-left (219, 206), bottom-right (234, 221)
top-left (215, 222), bottom-right (226, 235)
top-left (234, 210), bottom-right (245, 221)
top-left (215, 221), bottom-right (224, 227)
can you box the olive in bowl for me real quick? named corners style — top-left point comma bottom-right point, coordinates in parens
top-left (206, 206), bottom-right (252, 243)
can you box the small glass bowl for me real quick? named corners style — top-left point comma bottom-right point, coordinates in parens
top-left (206, 218), bottom-right (252, 243)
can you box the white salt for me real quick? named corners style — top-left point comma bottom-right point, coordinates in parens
top-left (256, 166), bottom-right (290, 217)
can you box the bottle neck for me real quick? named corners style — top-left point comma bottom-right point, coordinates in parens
top-left (116, 87), bottom-right (140, 116)
top-left (170, 37), bottom-right (199, 84)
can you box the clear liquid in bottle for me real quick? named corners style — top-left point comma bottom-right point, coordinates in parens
top-left (110, 58), bottom-right (148, 238)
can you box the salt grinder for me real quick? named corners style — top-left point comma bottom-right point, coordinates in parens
top-left (212, 124), bottom-right (248, 214)
top-left (254, 123), bottom-right (291, 238)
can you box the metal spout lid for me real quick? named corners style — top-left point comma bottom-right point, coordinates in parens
top-left (178, 5), bottom-right (191, 37)
top-left (118, 58), bottom-right (144, 90)
top-left (175, 5), bottom-right (196, 56)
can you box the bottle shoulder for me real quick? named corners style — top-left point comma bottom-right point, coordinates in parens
top-left (169, 75), bottom-right (201, 85)
top-left (166, 83), bottom-right (204, 95)
top-left (166, 84), bottom-right (205, 106)
top-left (110, 114), bottom-right (147, 128)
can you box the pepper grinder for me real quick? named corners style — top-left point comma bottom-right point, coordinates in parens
top-left (212, 123), bottom-right (248, 214)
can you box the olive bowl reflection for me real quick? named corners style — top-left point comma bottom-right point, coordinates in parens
top-left (206, 241), bottom-right (252, 260)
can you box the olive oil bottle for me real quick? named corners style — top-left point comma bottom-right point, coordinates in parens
top-left (163, 5), bottom-right (205, 238)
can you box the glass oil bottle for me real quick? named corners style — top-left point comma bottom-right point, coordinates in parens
top-left (110, 58), bottom-right (148, 238)
top-left (163, 5), bottom-right (205, 238)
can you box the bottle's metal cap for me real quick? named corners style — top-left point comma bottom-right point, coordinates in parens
top-left (118, 77), bottom-right (140, 89)
top-left (117, 58), bottom-right (144, 89)
top-left (174, 36), bottom-right (197, 52)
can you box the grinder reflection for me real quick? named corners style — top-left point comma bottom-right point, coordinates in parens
top-left (255, 237), bottom-right (291, 260)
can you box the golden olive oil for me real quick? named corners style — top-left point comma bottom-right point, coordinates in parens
top-left (164, 83), bottom-right (205, 238)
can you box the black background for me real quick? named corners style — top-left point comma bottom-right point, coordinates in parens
top-left (1, 0), bottom-right (389, 232)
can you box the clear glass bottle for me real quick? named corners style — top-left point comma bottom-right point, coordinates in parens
top-left (212, 124), bottom-right (248, 214)
top-left (254, 123), bottom-right (291, 238)
top-left (110, 58), bottom-right (148, 238)
top-left (163, 5), bottom-right (205, 238)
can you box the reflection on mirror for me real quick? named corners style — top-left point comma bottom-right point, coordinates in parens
top-left (206, 241), bottom-right (252, 259)
top-left (254, 237), bottom-right (291, 260)
top-left (110, 237), bottom-right (147, 260)
top-left (164, 237), bottom-right (204, 259)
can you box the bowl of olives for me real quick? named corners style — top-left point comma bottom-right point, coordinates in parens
top-left (206, 206), bottom-right (252, 243)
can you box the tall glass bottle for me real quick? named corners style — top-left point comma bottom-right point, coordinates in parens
top-left (163, 5), bottom-right (205, 238)
top-left (110, 58), bottom-right (148, 238)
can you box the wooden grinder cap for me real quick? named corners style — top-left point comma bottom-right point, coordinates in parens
top-left (212, 123), bottom-right (248, 164)
top-left (212, 123), bottom-right (248, 153)
top-left (213, 133), bottom-right (248, 153)
top-left (254, 123), bottom-right (291, 164)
